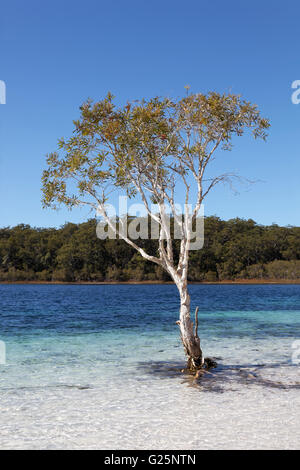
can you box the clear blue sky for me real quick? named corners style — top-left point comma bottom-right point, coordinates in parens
top-left (0, 0), bottom-right (299, 228)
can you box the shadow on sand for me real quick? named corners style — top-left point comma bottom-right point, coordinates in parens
top-left (136, 359), bottom-right (300, 393)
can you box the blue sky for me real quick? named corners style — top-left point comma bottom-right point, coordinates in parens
top-left (0, 0), bottom-right (299, 228)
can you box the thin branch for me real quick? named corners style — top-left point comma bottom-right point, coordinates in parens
top-left (194, 306), bottom-right (199, 339)
top-left (97, 202), bottom-right (163, 266)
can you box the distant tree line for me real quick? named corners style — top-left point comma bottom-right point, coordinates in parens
top-left (1, 217), bottom-right (300, 282)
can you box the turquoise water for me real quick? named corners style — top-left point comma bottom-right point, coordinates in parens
top-left (0, 284), bottom-right (300, 449)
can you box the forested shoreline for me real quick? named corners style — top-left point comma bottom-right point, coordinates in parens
top-left (1, 216), bottom-right (300, 283)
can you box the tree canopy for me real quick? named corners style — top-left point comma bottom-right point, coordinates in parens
top-left (42, 92), bottom-right (270, 283)
top-left (42, 92), bottom-right (269, 210)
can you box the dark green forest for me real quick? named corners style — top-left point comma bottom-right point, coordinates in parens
top-left (1, 217), bottom-right (300, 282)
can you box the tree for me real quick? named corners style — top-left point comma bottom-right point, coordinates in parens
top-left (42, 91), bottom-right (269, 372)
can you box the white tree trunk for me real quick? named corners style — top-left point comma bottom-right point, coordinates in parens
top-left (177, 282), bottom-right (203, 370)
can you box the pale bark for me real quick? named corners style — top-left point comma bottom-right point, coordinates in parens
top-left (176, 281), bottom-right (203, 371)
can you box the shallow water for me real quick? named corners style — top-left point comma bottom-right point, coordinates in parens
top-left (0, 284), bottom-right (299, 449)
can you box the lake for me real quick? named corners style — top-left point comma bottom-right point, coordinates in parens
top-left (0, 284), bottom-right (299, 449)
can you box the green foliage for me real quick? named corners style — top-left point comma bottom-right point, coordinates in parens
top-left (1, 217), bottom-right (300, 282)
top-left (42, 92), bottom-right (270, 210)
